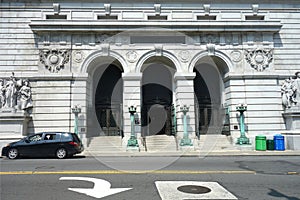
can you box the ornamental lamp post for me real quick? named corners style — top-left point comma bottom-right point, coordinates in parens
top-left (127, 105), bottom-right (139, 148)
top-left (236, 103), bottom-right (250, 145)
top-left (180, 104), bottom-right (193, 146)
top-left (72, 105), bottom-right (81, 136)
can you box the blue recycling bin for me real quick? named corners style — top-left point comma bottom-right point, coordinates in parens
top-left (274, 134), bottom-right (285, 151)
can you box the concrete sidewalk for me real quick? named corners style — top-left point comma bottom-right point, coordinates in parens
top-left (82, 149), bottom-right (300, 157)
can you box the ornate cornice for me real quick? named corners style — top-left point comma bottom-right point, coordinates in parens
top-left (30, 20), bottom-right (282, 33)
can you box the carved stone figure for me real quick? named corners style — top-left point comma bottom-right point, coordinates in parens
top-left (293, 71), bottom-right (300, 104)
top-left (19, 79), bottom-right (33, 110)
top-left (0, 73), bottom-right (33, 111)
top-left (0, 79), bottom-right (5, 108)
top-left (281, 77), bottom-right (296, 108)
top-left (4, 73), bottom-right (18, 108)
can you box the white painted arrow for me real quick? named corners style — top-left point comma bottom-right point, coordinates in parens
top-left (59, 177), bottom-right (132, 199)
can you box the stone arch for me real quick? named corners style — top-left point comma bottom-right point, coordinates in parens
top-left (135, 50), bottom-right (182, 73)
top-left (81, 50), bottom-right (127, 138)
top-left (81, 50), bottom-right (128, 74)
top-left (191, 50), bottom-right (231, 136)
top-left (188, 50), bottom-right (232, 75)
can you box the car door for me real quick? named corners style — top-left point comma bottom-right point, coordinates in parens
top-left (42, 133), bottom-right (61, 156)
top-left (21, 133), bottom-right (44, 157)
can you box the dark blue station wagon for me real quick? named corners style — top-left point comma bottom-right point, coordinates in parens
top-left (2, 132), bottom-right (84, 159)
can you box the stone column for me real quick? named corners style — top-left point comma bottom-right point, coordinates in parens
top-left (122, 73), bottom-right (142, 149)
top-left (174, 72), bottom-right (196, 146)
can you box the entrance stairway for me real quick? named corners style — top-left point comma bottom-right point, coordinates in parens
top-left (85, 136), bottom-right (124, 154)
top-left (193, 134), bottom-right (236, 152)
top-left (143, 135), bottom-right (177, 152)
top-left (84, 135), bottom-right (237, 155)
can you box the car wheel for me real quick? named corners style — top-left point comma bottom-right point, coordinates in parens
top-left (56, 148), bottom-right (67, 159)
top-left (7, 148), bottom-right (18, 159)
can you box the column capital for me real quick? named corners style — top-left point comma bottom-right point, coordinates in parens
top-left (122, 72), bottom-right (142, 80)
top-left (174, 72), bottom-right (196, 81)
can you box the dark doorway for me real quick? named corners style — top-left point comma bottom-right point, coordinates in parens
top-left (141, 63), bottom-right (174, 136)
top-left (194, 62), bottom-right (226, 135)
top-left (95, 64), bottom-right (123, 136)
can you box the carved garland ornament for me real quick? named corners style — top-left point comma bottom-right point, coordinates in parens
top-left (39, 49), bottom-right (70, 73)
top-left (245, 48), bottom-right (273, 71)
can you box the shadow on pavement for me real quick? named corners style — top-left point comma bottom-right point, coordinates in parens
top-left (268, 188), bottom-right (300, 200)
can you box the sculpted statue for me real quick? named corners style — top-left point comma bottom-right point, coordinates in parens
top-left (293, 72), bottom-right (300, 104)
top-left (4, 73), bottom-right (18, 108)
top-left (19, 79), bottom-right (33, 110)
top-left (281, 71), bottom-right (300, 108)
top-left (281, 77), bottom-right (296, 108)
top-left (0, 79), bottom-right (5, 108)
top-left (0, 73), bottom-right (33, 111)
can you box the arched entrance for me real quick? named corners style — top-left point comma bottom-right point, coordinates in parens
top-left (94, 64), bottom-right (123, 136)
top-left (141, 57), bottom-right (176, 136)
top-left (193, 56), bottom-right (229, 136)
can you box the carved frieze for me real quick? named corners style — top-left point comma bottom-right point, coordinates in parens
top-left (39, 49), bottom-right (70, 73)
top-left (245, 48), bottom-right (273, 71)
top-left (0, 73), bottom-right (33, 111)
top-left (201, 33), bottom-right (219, 44)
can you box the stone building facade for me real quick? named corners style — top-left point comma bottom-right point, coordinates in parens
top-left (0, 0), bottom-right (300, 151)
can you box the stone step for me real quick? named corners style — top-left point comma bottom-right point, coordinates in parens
top-left (86, 136), bottom-right (125, 152)
top-left (193, 134), bottom-right (236, 151)
top-left (145, 135), bottom-right (177, 152)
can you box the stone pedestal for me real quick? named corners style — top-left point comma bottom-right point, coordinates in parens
top-left (0, 109), bottom-right (31, 138)
top-left (283, 107), bottom-right (300, 130)
top-left (282, 106), bottom-right (300, 150)
top-left (0, 109), bottom-right (31, 149)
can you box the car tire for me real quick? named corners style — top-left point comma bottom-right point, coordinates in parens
top-left (56, 148), bottom-right (67, 159)
top-left (7, 148), bottom-right (18, 159)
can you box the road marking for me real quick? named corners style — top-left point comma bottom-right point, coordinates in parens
top-left (155, 181), bottom-right (238, 200)
top-left (0, 170), bottom-right (255, 175)
top-left (59, 177), bottom-right (132, 199)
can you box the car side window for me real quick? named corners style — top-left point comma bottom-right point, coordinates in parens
top-left (44, 134), bottom-right (55, 140)
top-left (61, 133), bottom-right (72, 142)
top-left (28, 134), bottom-right (43, 142)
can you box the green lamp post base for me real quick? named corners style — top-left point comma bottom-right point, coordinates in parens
top-left (180, 138), bottom-right (193, 146)
top-left (127, 136), bottom-right (139, 147)
top-left (236, 136), bottom-right (250, 145)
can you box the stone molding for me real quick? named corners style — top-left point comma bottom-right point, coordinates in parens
top-left (30, 20), bottom-right (282, 33)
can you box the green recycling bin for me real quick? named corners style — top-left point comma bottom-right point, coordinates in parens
top-left (266, 139), bottom-right (274, 150)
top-left (255, 135), bottom-right (266, 151)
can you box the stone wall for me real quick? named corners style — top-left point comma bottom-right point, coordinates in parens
top-left (0, 1), bottom-right (299, 146)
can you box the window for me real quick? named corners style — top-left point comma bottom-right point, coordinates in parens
top-left (44, 134), bottom-right (56, 140)
top-left (148, 15), bottom-right (168, 20)
top-left (61, 133), bottom-right (72, 141)
top-left (46, 14), bottom-right (67, 20)
top-left (97, 15), bottom-right (118, 20)
top-left (28, 134), bottom-right (43, 142)
top-left (245, 16), bottom-right (265, 20)
top-left (197, 16), bottom-right (216, 20)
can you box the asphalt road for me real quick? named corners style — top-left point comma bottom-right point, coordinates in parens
top-left (1, 156), bottom-right (300, 200)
